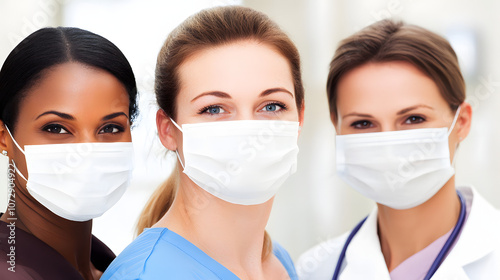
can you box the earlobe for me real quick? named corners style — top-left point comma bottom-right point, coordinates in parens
top-left (298, 103), bottom-right (305, 130)
top-left (0, 120), bottom-right (9, 152)
top-left (156, 110), bottom-right (178, 151)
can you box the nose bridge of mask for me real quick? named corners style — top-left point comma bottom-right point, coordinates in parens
top-left (169, 118), bottom-right (186, 169)
top-left (4, 125), bottom-right (28, 182)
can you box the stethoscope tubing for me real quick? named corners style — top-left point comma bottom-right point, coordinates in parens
top-left (332, 191), bottom-right (466, 280)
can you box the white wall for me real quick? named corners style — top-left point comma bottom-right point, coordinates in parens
top-left (1, 0), bottom-right (499, 261)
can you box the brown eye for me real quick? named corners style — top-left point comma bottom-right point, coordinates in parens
top-left (99, 124), bottom-right (125, 134)
top-left (42, 124), bottom-right (69, 134)
top-left (351, 120), bottom-right (373, 129)
top-left (405, 115), bottom-right (425, 124)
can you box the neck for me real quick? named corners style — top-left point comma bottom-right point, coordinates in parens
top-left (1, 179), bottom-right (94, 279)
top-left (155, 175), bottom-right (273, 278)
top-left (377, 177), bottom-right (461, 272)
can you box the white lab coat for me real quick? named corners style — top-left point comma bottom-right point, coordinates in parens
top-left (297, 186), bottom-right (500, 279)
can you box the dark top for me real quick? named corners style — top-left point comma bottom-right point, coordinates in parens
top-left (0, 219), bottom-right (115, 279)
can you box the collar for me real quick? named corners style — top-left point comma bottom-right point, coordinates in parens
top-left (340, 186), bottom-right (499, 279)
top-left (342, 206), bottom-right (391, 278)
top-left (432, 186), bottom-right (500, 278)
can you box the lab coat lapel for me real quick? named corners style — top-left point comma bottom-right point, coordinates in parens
top-left (432, 186), bottom-right (500, 279)
top-left (341, 208), bottom-right (391, 280)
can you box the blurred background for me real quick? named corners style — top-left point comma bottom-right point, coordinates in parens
top-left (1, 0), bottom-right (499, 262)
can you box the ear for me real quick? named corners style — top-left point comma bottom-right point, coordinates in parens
top-left (455, 102), bottom-right (472, 142)
top-left (156, 109), bottom-right (179, 151)
top-left (0, 120), bottom-right (9, 153)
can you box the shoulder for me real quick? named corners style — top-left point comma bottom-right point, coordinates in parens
top-left (0, 221), bottom-right (84, 279)
top-left (296, 232), bottom-right (348, 280)
top-left (272, 242), bottom-right (298, 280)
top-left (101, 228), bottom-right (226, 280)
top-left (101, 228), bottom-right (170, 280)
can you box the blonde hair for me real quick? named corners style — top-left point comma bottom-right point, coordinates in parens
top-left (137, 5), bottom-right (304, 260)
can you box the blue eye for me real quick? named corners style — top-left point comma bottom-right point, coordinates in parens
top-left (351, 120), bottom-right (373, 129)
top-left (264, 104), bottom-right (278, 111)
top-left (209, 107), bottom-right (221, 114)
top-left (42, 124), bottom-right (69, 134)
top-left (199, 105), bottom-right (226, 115)
top-left (99, 124), bottom-right (124, 134)
top-left (261, 102), bottom-right (286, 112)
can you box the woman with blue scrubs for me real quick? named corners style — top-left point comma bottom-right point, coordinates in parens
top-left (297, 19), bottom-right (500, 279)
top-left (102, 6), bottom-right (304, 280)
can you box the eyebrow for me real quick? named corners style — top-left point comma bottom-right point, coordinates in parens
top-left (397, 104), bottom-right (434, 115)
top-left (102, 112), bottom-right (129, 121)
top-left (190, 87), bottom-right (294, 103)
top-left (191, 91), bottom-right (231, 102)
top-left (341, 112), bottom-right (374, 119)
top-left (35, 111), bottom-right (129, 121)
top-left (36, 111), bottom-right (75, 120)
top-left (341, 104), bottom-right (434, 119)
top-left (260, 87), bottom-right (294, 98)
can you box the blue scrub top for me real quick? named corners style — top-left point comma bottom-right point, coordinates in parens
top-left (101, 228), bottom-right (298, 280)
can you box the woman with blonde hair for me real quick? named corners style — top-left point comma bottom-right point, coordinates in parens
top-left (102, 5), bottom-right (304, 279)
top-left (298, 19), bottom-right (500, 280)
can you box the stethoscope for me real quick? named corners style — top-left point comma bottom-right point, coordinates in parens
top-left (332, 191), bottom-right (466, 280)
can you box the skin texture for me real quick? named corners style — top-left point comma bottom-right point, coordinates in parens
top-left (156, 40), bottom-right (304, 280)
top-left (0, 62), bottom-right (132, 280)
top-left (334, 61), bottom-right (472, 271)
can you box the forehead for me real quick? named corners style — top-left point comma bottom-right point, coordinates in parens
top-left (18, 62), bottom-right (129, 120)
top-left (176, 40), bottom-right (294, 98)
top-left (336, 61), bottom-right (448, 113)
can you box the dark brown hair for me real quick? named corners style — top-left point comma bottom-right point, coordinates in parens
top-left (327, 19), bottom-right (465, 122)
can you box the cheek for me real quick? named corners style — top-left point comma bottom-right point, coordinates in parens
top-left (122, 129), bottom-right (132, 142)
top-left (447, 131), bottom-right (460, 162)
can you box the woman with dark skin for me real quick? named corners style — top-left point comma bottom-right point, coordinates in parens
top-left (0, 27), bottom-right (137, 279)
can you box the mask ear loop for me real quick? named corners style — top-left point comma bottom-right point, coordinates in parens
top-left (448, 106), bottom-right (462, 166)
top-left (447, 106), bottom-right (461, 137)
top-left (169, 118), bottom-right (186, 170)
top-left (4, 126), bottom-right (28, 182)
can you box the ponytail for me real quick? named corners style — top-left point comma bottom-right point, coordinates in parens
top-left (135, 164), bottom-right (179, 236)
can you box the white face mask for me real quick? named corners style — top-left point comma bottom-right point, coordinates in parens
top-left (170, 119), bottom-right (300, 205)
top-left (6, 127), bottom-right (134, 222)
top-left (335, 107), bottom-right (461, 209)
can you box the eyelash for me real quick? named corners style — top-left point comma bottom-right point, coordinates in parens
top-left (197, 102), bottom-right (288, 115)
top-left (42, 123), bottom-right (69, 134)
top-left (261, 102), bottom-right (287, 113)
top-left (350, 120), bottom-right (373, 129)
top-left (98, 124), bottom-right (125, 134)
top-left (349, 115), bottom-right (427, 129)
top-left (41, 123), bottom-right (125, 135)
top-left (404, 115), bottom-right (426, 124)
top-left (198, 105), bottom-right (225, 115)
